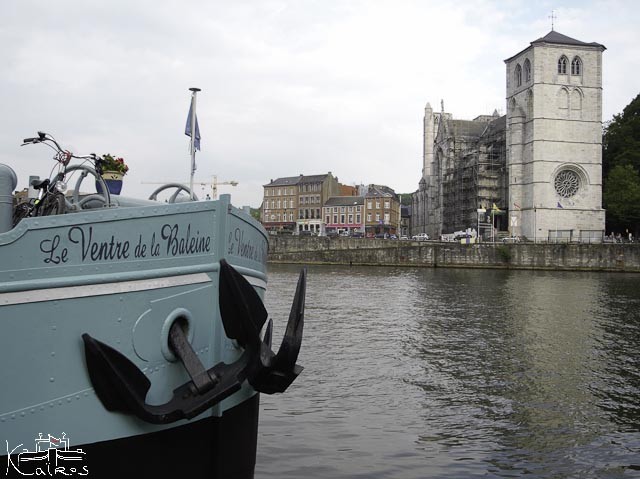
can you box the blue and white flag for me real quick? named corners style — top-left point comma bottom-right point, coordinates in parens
top-left (557, 201), bottom-right (563, 208)
top-left (185, 102), bottom-right (201, 151)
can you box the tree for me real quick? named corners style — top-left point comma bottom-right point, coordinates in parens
top-left (603, 93), bottom-right (640, 235)
top-left (603, 164), bottom-right (640, 233)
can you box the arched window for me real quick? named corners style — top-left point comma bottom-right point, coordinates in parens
top-left (571, 89), bottom-right (582, 119)
top-left (571, 57), bottom-right (582, 75)
top-left (557, 88), bottom-right (569, 116)
top-left (524, 59), bottom-right (531, 82)
top-left (558, 56), bottom-right (568, 74)
top-left (515, 64), bottom-right (522, 87)
top-left (526, 89), bottom-right (534, 118)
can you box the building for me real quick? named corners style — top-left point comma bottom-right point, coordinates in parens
top-left (505, 30), bottom-right (606, 242)
top-left (262, 173), bottom-right (341, 234)
top-left (261, 176), bottom-right (300, 234)
top-left (323, 196), bottom-right (365, 235)
top-left (362, 184), bottom-right (401, 237)
top-left (412, 104), bottom-right (506, 239)
top-left (412, 30), bottom-right (606, 242)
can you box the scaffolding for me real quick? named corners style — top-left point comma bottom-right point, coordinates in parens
top-left (438, 116), bottom-right (507, 237)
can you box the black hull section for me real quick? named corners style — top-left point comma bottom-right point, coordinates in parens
top-left (3, 394), bottom-right (259, 479)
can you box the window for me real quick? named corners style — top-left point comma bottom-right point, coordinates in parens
top-left (375, 213), bottom-right (380, 222)
top-left (289, 213), bottom-right (293, 222)
top-left (289, 199), bottom-right (294, 208)
top-left (375, 201), bottom-right (380, 209)
top-left (277, 200), bottom-right (280, 209)
top-left (333, 215), bottom-right (338, 223)
top-left (384, 201), bottom-right (390, 209)
top-left (367, 201), bottom-right (372, 209)
top-left (384, 213), bottom-right (390, 222)
top-left (558, 56), bottom-right (568, 74)
top-left (571, 89), bottom-right (583, 119)
top-left (326, 215), bottom-right (330, 223)
top-left (557, 88), bottom-right (569, 116)
top-left (341, 214), bottom-right (345, 223)
top-left (515, 63), bottom-right (522, 87)
top-left (524, 59), bottom-right (531, 82)
top-left (554, 169), bottom-right (580, 198)
top-left (356, 214), bottom-right (361, 223)
top-left (340, 206), bottom-right (345, 213)
top-left (348, 214), bottom-right (353, 224)
top-left (367, 213), bottom-right (371, 222)
top-left (571, 57), bottom-right (582, 75)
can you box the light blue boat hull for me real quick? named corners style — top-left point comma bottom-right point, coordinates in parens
top-left (0, 195), bottom-right (269, 466)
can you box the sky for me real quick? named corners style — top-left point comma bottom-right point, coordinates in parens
top-left (1, 0), bottom-right (639, 208)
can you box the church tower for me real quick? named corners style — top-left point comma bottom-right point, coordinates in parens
top-left (505, 31), bottom-right (606, 241)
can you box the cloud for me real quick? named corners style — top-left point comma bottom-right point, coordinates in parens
top-left (1, 0), bottom-right (638, 207)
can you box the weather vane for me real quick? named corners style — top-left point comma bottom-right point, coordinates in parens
top-left (549, 10), bottom-right (557, 31)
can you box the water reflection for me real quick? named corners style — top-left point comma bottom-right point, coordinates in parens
top-left (256, 265), bottom-right (640, 478)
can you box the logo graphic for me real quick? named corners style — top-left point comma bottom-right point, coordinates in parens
top-left (5, 433), bottom-right (89, 476)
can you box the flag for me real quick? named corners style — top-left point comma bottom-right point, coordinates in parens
top-left (557, 201), bottom-right (563, 208)
top-left (185, 102), bottom-right (201, 151)
top-left (492, 203), bottom-right (501, 212)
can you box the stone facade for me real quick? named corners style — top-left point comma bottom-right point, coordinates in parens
top-left (412, 31), bottom-right (606, 242)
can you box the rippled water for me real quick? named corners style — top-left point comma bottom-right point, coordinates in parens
top-left (256, 265), bottom-right (640, 478)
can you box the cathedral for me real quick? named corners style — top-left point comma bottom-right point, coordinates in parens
top-left (412, 31), bottom-right (606, 242)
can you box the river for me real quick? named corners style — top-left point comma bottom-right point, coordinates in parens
top-left (255, 264), bottom-right (640, 478)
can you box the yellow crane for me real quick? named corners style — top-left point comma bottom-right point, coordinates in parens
top-left (142, 175), bottom-right (238, 200)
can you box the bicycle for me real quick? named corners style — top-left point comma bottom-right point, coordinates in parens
top-left (13, 131), bottom-right (112, 226)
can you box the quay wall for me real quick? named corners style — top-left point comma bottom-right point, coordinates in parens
top-left (267, 237), bottom-right (640, 272)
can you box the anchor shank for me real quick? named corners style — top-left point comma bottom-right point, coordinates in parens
top-left (168, 322), bottom-right (218, 393)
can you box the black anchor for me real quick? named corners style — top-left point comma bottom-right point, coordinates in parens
top-left (82, 259), bottom-right (305, 424)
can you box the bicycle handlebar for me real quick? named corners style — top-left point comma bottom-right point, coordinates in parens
top-left (21, 131), bottom-right (96, 162)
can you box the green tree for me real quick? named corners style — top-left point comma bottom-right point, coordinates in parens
top-left (603, 93), bottom-right (640, 235)
top-left (603, 164), bottom-right (640, 230)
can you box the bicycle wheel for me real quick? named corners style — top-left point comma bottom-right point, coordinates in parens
top-left (37, 192), bottom-right (66, 217)
top-left (12, 202), bottom-right (32, 226)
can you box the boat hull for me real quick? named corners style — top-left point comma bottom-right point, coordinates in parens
top-left (0, 195), bottom-right (269, 477)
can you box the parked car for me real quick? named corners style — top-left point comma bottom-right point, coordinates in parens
top-left (411, 233), bottom-right (430, 241)
top-left (502, 235), bottom-right (521, 243)
top-left (389, 234), bottom-right (398, 240)
top-left (375, 233), bottom-right (389, 239)
top-left (299, 230), bottom-right (314, 236)
top-left (339, 231), bottom-right (350, 237)
top-left (352, 231), bottom-right (365, 238)
top-left (400, 235), bottom-right (409, 240)
top-left (325, 230), bottom-right (339, 238)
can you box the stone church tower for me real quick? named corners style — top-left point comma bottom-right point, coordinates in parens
top-left (505, 31), bottom-right (606, 241)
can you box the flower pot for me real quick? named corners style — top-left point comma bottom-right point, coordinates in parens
top-left (96, 171), bottom-right (124, 195)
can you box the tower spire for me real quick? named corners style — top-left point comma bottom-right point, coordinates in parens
top-left (549, 10), bottom-right (556, 31)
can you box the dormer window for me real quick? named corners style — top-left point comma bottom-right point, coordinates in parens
top-left (515, 64), bottom-right (522, 87)
top-left (558, 56), bottom-right (568, 74)
top-left (571, 57), bottom-right (582, 75)
top-left (524, 59), bottom-right (531, 82)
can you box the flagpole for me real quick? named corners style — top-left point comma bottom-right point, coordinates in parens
top-left (189, 87), bottom-right (201, 201)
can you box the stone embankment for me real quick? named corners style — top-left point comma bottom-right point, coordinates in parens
top-left (268, 237), bottom-right (640, 272)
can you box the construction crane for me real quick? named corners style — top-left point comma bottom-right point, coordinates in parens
top-left (142, 175), bottom-right (238, 200)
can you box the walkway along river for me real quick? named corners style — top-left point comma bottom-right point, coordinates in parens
top-left (267, 237), bottom-right (640, 273)
top-left (256, 264), bottom-right (640, 478)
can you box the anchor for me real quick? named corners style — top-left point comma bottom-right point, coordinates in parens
top-left (82, 259), bottom-right (305, 424)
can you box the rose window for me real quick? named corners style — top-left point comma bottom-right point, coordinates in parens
top-left (554, 170), bottom-right (580, 198)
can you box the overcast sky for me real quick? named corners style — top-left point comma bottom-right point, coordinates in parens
top-left (1, 0), bottom-right (638, 208)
